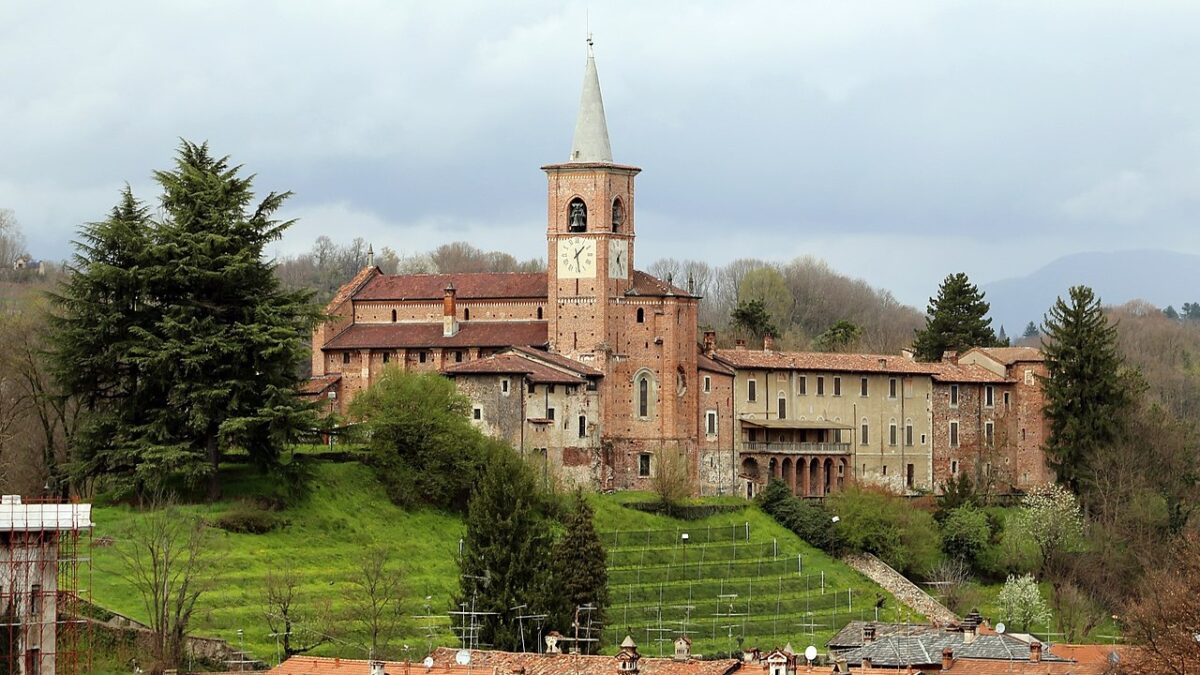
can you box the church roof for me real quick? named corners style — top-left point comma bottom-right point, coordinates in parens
top-left (354, 272), bottom-right (547, 301)
top-left (443, 351), bottom-right (590, 385)
top-left (322, 321), bottom-right (548, 350)
top-left (568, 42), bottom-right (613, 163)
top-left (626, 270), bottom-right (699, 298)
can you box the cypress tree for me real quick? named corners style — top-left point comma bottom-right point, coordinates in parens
top-left (459, 443), bottom-right (553, 651)
top-left (1023, 321), bottom-right (1040, 339)
top-left (912, 273), bottom-right (1000, 361)
top-left (547, 490), bottom-right (609, 647)
top-left (1040, 285), bottom-right (1133, 493)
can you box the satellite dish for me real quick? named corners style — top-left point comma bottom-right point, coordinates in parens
top-left (804, 645), bottom-right (818, 662)
top-left (996, 622), bottom-right (1006, 634)
top-left (424, 657), bottom-right (435, 669)
top-left (1108, 652), bottom-right (1121, 665)
top-left (456, 650), bottom-right (471, 666)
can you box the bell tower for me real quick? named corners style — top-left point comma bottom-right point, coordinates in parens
top-left (544, 39), bottom-right (640, 360)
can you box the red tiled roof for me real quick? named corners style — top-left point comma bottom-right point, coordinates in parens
top-left (323, 322), bottom-right (548, 350)
top-left (509, 345), bottom-right (604, 377)
top-left (626, 270), bottom-right (698, 298)
top-left (443, 352), bottom-right (588, 385)
top-left (298, 374), bottom-right (341, 395)
top-left (713, 349), bottom-right (937, 375)
top-left (930, 363), bottom-right (1010, 384)
top-left (698, 353), bottom-right (735, 375)
top-left (429, 648), bottom-right (740, 675)
top-left (326, 266), bottom-right (381, 311)
top-left (270, 656), bottom-right (481, 675)
top-left (965, 347), bottom-right (1044, 365)
top-left (354, 273), bottom-right (547, 301)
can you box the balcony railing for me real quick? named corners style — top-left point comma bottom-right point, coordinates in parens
top-left (741, 441), bottom-right (852, 455)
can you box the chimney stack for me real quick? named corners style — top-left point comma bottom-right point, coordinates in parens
top-left (703, 331), bottom-right (717, 356)
top-left (941, 647), bottom-right (953, 670)
top-left (370, 661), bottom-right (386, 675)
top-left (735, 339), bottom-right (747, 350)
top-left (617, 635), bottom-right (641, 674)
top-left (763, 334), bottom-right (776, 351)
top-left (942, 350), bottom-right (959, 364)
top-left (1030, 641), bottom-right (1042, 663)
top-left (861, 657), bottom-right (872, 669)
top-left (443, 283), bottom-right (459, 337)
top-left (962, 615), bottom-right (977, 644)
top-left (862, 623), bottom-right (876, 643)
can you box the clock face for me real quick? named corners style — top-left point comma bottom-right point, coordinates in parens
top-left (557, 237), bottom-right (596, 278)
top-left (608, 239), bottom-right (628, 279)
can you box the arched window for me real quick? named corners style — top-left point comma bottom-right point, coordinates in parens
top-left (464, 308), bottom-right (470, 321)
top-left (636, 307), bottom-right (645, 323)
top-left (536, 306), bottom-right (543, 320)
top-left (639, 378), bottom-right (649, 417)
top-left (611, 197), bottom-right (624, 233)
top-left (391, 309), bottom-right (397, 322)
top-left (567, 197), bottom-right (588, 232)
top-left (634, 370), bottom-right (656, 419)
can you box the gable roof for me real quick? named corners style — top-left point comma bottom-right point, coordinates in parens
top-left (713, 350), bottom-right (937, 375)
top-left (626, 270), bottom-right (698, 298)
top-left (428, 648), bottom-right (739, 675)
top-left (298, 374), bottom-right (341, 396)
top-left (929, 363), bottom-right (1010, 384)
top-left (965, 346), bottom-right (1044, 365)
top-left (323, 322), bottom-right (548, 350)
top-left (326, 266), bottom-right (382, 311)
top-left (442, 351), bottom-right (589, 385)
top-left (354, 273), bottom-right (547, 301)
top-left (698, 353), bottom-right (735, 375)
top-left (509, 345), bottom-right (604, 377)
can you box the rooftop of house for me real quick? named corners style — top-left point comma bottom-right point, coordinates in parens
top-left (269, 657), bottom-right (480, 675)
top-left (428, 646), bottom-right (740, 675)
top-left (442, 350), bottom-right (595, 385)
top-left (963, 346), bottom-right (1044, 365)
top-left (712, 350), bottom-right (939, 375)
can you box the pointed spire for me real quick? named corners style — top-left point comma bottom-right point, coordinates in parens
top-left (569, 36), bottom-right (613, 163)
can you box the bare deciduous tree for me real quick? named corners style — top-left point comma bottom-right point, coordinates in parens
top-left (347, 546), bottom-right (405, 660)
top-left (1124, 533), bottom-right (1200, 675)
top-left (651, 447), bottom-right (691, 508)
top-left (263, 566), bottom-right (332, 658)
top-left (115, 498), bottom-right (212, 671)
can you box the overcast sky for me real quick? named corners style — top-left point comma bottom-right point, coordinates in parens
top-left (4, 1), bottom-right (1199, 306)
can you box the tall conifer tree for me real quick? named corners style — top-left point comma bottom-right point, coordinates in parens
top-left (1040, 285), bottom-right (1132, 492)
top-left (547, 490), bottom-right (609, 647)
top-left (912, 272), bottom-right (1000, 361)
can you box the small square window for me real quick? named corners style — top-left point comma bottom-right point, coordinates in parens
top-left (638, 453), bottom-right (652, 477)
top-left (547, 407), bottom-right (556, 420)
top-left (473, 408), bottom-right (482, 420)
top-left (833, 377), bottom-right (842, 397)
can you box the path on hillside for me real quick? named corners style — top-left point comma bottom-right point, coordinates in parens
top-left (842, 553), bottom-right (959, 626)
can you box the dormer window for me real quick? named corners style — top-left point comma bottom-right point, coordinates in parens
top-left (612, 197), bottom-right (624, 232)
top-left (568, 197), bottom-right (588, 232)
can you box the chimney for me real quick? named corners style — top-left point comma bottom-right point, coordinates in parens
top-left (862, 657), bottom-right (872, 669)
top-left (862, 623), bottom-right (876, 643)
top-left (735, 339), bottom-right (747, 350)
top-left (942, 350), bottom-right (958, 364)
top-left (1030, 641), bottom-right (1042, 663)
top-left (941, 647), bottom-right (953, 670)
top-left (901, 348), bottom-right (915, 361)
top-left (703, 331), bottom-right (717, 356)
top-left (545, 631), bottom-right (562, 654)
top-left (367, 244), bottom-right (375, 268)
top-left (763, 334), bottom-right (776, 351)
top-left (443, 283), bottom-right (459, 337)
top-left (370, 661), bottom-right (386, 675)
top-left (962, 617), bottom-right (977, 645)
top-left (673, 635), bottom-right (691, 661)
top-left (617, 635), bottom-right (641, 674)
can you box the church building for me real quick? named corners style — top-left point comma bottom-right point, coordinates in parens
top-left (306, 44), bottom-right (725, 492)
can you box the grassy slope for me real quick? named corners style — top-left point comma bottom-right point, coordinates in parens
top-left (90, 463), bottom-right (910, 665)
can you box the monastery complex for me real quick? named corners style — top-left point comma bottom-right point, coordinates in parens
top-left (304, 48), bottom-right (1052, 498)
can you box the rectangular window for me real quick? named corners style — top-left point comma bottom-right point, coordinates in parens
top-left (833, 377), bottom-right (842, 396)
top-left (921, 433), bottom-right (927, 445)
top-left (905, 423), bottom-right (914, 447)
top-left (579, 415), bottom-right (587, 437)
top-left (950, 421), bottom-right (960, 447)
top-left (30, 584), bottom-right (41, 618)
top-left (706, 410), bottom-right (717, 436)
top-left (342, 352), bottom-right (351, 365)
top-left (950, 384), bottom-right (960, 407)
top-left (906, 463), bottom-right (915, 488)
top-left (547, 407), bottom-right (556, 420)
top-left (748, 379), bottom-right (757, 402)
top-left (548, 384), bottom-right (556, 394)
top-left (528, 384), bottom-right (537, 394)
top-left (26, 649), bottom-right (39, 675)
top-left (952, 460), bottom-right (959, 474)
top-left (472, 407), bottom-right (482, 420)
top-left (638, 453), bottom-right (651, 477)
top-left (985, 421), bottom-right (995, 447)
top-left (985, 385), bottom-right (995, 408)
top-left (455, 350), bottom-right (464, 363)
top-left (889, 378), bottom-right (898, 399)
top-left (1022, 428), bottom-right (1027, 441)
top-left (381, 352), bottom-right (390, 364)
top-left (860, 423), bottom-right (869, 445)
top-left (889, 423), bottom-right (898, 446)
top-left (799, 376), bottom-right (807, 395)
top-left (882, 465), bottom-right (887, 476)
top-left (419, 351), bottom-right (428, 363)
top-left (501, 379), bottom-right (510, 394)
top-left (777, 397), bottom-right (786, 419)
top-left (1003, 391), bottom-right (1011, 407)
top-left (860, 377), bottom-right (868, 397)
top-left (817, 376), bottom-right (825, 396)
top-left (703, 376), bottom-right (711, 393)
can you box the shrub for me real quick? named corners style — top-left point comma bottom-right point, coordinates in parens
top-left (756, 480), bottom-right (845, 554)
top-left (826, 487), bottom-right (942, 576)
top-left (942, 507), bottom-right (991, 565)
top-left (213, 503), bottom-right (286, 534)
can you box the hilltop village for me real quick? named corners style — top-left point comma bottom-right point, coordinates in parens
top-left (303, 49), bottom-right (1052, 500)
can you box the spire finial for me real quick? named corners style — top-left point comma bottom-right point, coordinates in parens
top-left (568, 33), bottom-right (613, 163)
top-left (367, 244), bottom-right (374, 268)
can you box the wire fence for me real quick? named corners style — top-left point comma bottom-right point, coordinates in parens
top-left (609, 556), bottom-right (804, 586)
top-left (607, 540), bottom-right (783, 568)
top-left (599, 523), bottom-right (750, 549)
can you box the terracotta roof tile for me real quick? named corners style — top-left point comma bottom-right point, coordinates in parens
top-left (626, 270), bottom-right (698, 298)
top-left (270, 656), bottom-right (480, 675)
top-left (443, 352), bottom-right (588, 385)
top-left (323, 322), bottom-right (548, 350)
top-left (298, 374), bottom-right (341, 395)
top-left (930, 363), bottom-right (1010, 384)
top-left (326, 266), bottom-right (382, 311)
top-left (713, 350), bottom-right (937, 375)
top-left (509, 345), bottom-right (604, 377)
top-left (429, 648), bottom-right (739, 675)
top-left (355, 273), bottom-right (547, 301)
top-left (698, 353), bottom-right (735, 375)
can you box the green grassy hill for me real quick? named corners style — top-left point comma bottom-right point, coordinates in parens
top-left (89, 461), bottom-right (915, 666)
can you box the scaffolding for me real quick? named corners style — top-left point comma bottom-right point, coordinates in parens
top-left (0, 495), bottom-right (93, 675)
